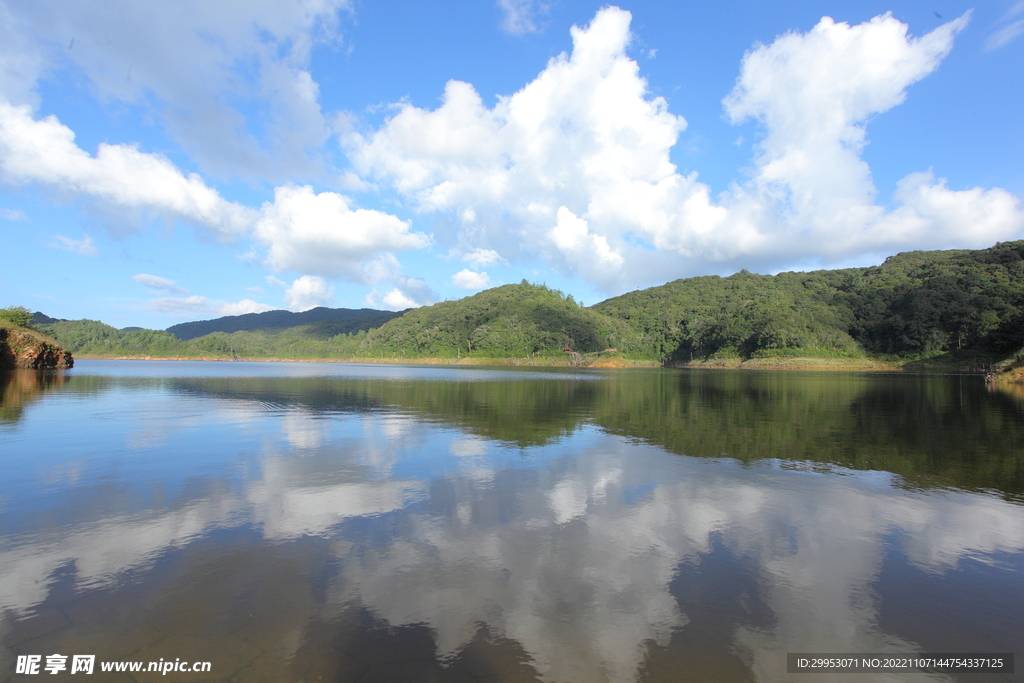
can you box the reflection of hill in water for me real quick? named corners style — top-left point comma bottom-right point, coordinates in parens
top-left (163, 374), bottom-right (599, 448)
top-left (992, 380), bottom-right (1024, 404)
top-left (5, 366), bottom-right (1024, 683)
top-left (0, 370), bottom-right (68, 423)
top-left (2, 371), bottom-right (116, 423)
top-left (133, 370), bottom-right (1024, 498)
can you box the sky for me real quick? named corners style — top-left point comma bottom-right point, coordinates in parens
top-left (1, 0), bottom-right (1022, 329)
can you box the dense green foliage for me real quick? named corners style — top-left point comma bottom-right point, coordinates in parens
top-left (595, 240), bottom-right (1024, 362)
top-left (0, 306), bottom-right (33, 327)
top-left (595, 271), bottom-right (864, 360)
top-left (166, 306), bottom-right (401, 340)
top-left (30, 241), bottom-right (1024, 365)
top-left (354, 283), bottom-right (633, 358)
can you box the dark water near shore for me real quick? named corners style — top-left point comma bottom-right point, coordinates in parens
top-left (1, 360), bottom-right (1022, 683)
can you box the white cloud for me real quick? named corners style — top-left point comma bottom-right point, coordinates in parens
top-left (349, 8), bottom-right (1024, 292)
top-left (714, 11), bottom-right (1022, 261)
top-left (0, 207), bottom-right (26, 220)
top-left (450, 269), bottom-right (490, 290)
top-left (144, 289), bottom-right (274, 318)
top-left (133, 273), bottom-right (187, 293)
top-left (0, 102), bottom-right (428, 285)
top-left (48, 233), bottom-right (98, 256)
top-left (218, 298), bottom-right (276, 316)
top-left (497, 0), bottom-right (548, 36)
top-left (381, 289), bottom-right (418, 310)
top-left (346, 6), bottom-right (683, 290)
top-left (360, 254), bottom-right (439, 309)
top-left (255, 184), bottom-right (430, 280)
top-left (0, 101), bottom-right (254, 238)
top-left (987, 19), bottom-right (1024, 50)
top-left (1, 0), bottom-right (350, 182)
top-left (986, 2), bottom-right (1024, 50)
top-left (137, 278), bottom-right (276, 317)
top-left (458, 247), bottom-right (506, 267)
top-left (266, 275), bottom-right (286, 287)
top-left (392, 274), bottom-right (438, 307)
top-left (549, 206), bottom-right (623, 276)
top-left (285, 275), bottom-right (334, 311)
top-left (365, 273), bottom-right (438, 310)
top-left (146, 294), bottom-right (210, 316)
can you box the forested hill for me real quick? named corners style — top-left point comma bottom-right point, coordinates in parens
top-left (593, 240), bottom-right (1024, 362)
top-left (356, 282), bottom-right (635, 358)
top-left (355, 241), bottom-right (1024, 363)
top-left (165, 306), bottom-right (403, 340)
top-left (25, 241), bottom-right (1024, 367)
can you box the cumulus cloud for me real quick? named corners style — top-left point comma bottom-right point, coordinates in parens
top-left (254, 184), bottom-right (430, 279)
top-left (365, 273), bottom-right (439, 311)
top-left (450, 269), bottom-right (490, 290)
top-left (1, 0), bottom-right (349, 182)
top-left (285, 275), bottom-right (334, 311)
top-left (218, 299), bottom-right (276, 316)
top-left (0, 103), bottom-right (427, 286)
top-left (712, 11), bottom-right (1020, 263)
top-left (549, 206), bottom-right (623, 277)
top-left (361, 254), bottom-right (439, 310)
top-left (48, 233), bottom-right (98, 256)
top-left (349, 8), bottom-right (1024, 292)
top-left (0, 102), bottom-right (254, 238)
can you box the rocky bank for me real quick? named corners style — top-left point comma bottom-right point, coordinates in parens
top-left (0, 324), bottom-right (74, 369)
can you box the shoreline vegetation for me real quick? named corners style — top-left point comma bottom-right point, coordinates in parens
top-left (61, 353), bottom-right (1013, 377)
top-left (5, 241), bottom-right (1024, 382)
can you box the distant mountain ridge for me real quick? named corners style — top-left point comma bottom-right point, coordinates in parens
top-left (165, 307), bottom-right (404, 340)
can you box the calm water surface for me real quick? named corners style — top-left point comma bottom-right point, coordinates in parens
top-left (1, 360), bottom-right (1022, 683)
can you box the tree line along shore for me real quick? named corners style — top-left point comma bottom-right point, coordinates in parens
top-left (4, 241), bottom-right (1024, 380)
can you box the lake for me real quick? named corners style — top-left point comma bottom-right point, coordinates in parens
top-left (1, 360), bottom-right (1022, 682)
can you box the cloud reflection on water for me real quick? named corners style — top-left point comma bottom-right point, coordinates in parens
top-left (1, 370), bottom-right (1023, 682)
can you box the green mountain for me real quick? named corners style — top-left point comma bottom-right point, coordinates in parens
top-left (593, 240), bottom-right (1024, 363)
top-left (354, 282), bottom-right (633, 359)
top-left (25, 241), bottom-right (1024, 369)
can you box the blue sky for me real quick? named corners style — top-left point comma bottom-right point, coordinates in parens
top-left (1, 0), bottom-right (1022, 329)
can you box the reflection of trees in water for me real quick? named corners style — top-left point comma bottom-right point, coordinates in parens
top-left (594, 371), bottom-right (1024, 497)
top-left (0, 370), bottom-right (67, 422)
top-left (169, 375), bottom-right (600, 448)
top-left (991, 380), bottom-right (1024, 404)
top-left (3, 372), bottom-right (1023, 683)
top-left (168, 370), bottom-right (1024, 497)
top-left (23, 368), bottom-right (1018, 490)
top-left (1, 371), bottom-right (117, 423)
